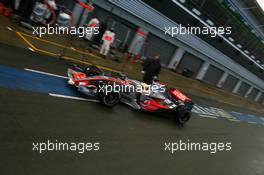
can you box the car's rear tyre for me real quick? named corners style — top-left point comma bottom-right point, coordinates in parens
top-left (99, 92), bottom-right (120, 107)
top-left (175, 109), bottom-right (191, 125)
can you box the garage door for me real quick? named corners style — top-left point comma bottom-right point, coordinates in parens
top-left (223, 75), bottom-right (239, 92)
top-left (247, 88), bottom-right (259, 101)
top-left (203, 65), bottom-right (224, 86)
top-left (237, 82), bottom-right (250, 97)
top-left (144, 34), bottom-right (175, 66)
top-left (257, 93), bottom-right (264, 104)
top-left (176, 53), bottom-right (204, 78)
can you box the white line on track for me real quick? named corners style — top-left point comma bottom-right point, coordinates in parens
top-left (24, 68), bottom-right (68, 79)
top-left (247, 121), bottom-right (257, 124)
top-left (6, 26), bottom-right (13, 31)
top-left (49, 93), bottom-right (99, 102)
top-left (231, 111), bottom-right (242, 115)
top-left (198, 115), bottom-right (217, 119)
top-left (228, 119), bottom-right (240, 122)
top-left (28, 47), bottom-right (35, 52)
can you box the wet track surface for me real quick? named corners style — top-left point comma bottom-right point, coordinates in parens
top-left (1, 44), bottom-right (264, 175)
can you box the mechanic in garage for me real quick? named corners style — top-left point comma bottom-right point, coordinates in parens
top-left (100, 28), bottom-right (115, 57)
top-left (142, 55), bottom-right (161, 84)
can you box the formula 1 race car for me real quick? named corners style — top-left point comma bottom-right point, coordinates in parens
top-left (67, 65), bottom-right (194, 124)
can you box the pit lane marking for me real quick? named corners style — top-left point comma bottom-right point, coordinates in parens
top-left (16, 32), bottom-right (38, 50)
top-left (192, 105), bottom-right (264, 125)
top-left (28, 47), bottom-right (35, 52)
top-left (231, 111), bottom-right (242, 115)
top-left (197, 115), bottom-right (217, 119)
top-left (16, 32), bottom-right (121, 73)
top-left (24, 68), bottom-right (68, 79)
top-left (17, 32), bottom-right (103, 60)
top-left (228, 119), bottom-right (240, 122)
top-left (49, 93), bottom-right (99, 102)
top-left (247, 121), bottom-right (257, 124)
top-left (6, 27), bottom-right (13, 31)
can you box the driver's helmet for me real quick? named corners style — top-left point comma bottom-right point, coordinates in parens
top-left (119, 73), bottom-right (127, 80)
top-left (85, 65), bottom-right (103, 76)
top-left (152, 76), bottom-right (158, 82)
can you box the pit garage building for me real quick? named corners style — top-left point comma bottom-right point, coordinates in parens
top-left (59, 0), bottom-right (264, 104)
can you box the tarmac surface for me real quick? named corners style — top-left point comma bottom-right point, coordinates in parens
top-left (1, 42), bottom-right (264, 175)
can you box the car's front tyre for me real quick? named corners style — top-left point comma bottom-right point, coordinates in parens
top-left (99, 92), bottom-right (120, 107)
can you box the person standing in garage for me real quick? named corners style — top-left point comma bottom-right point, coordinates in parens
top-left (100, 28), bottom-right (115, 57)
top-left (85, 17), bottom-right (100, 41)
top-left (142, 55), bottom-right (161, 84)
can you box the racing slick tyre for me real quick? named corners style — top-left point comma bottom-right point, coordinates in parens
top-left (175, 108), bottom-right (191, 125)
top-left (99, 92), bottom-right (120, 107)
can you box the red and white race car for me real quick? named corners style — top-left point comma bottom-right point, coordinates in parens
top-left (67, 65), bottom-right (194, 124)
